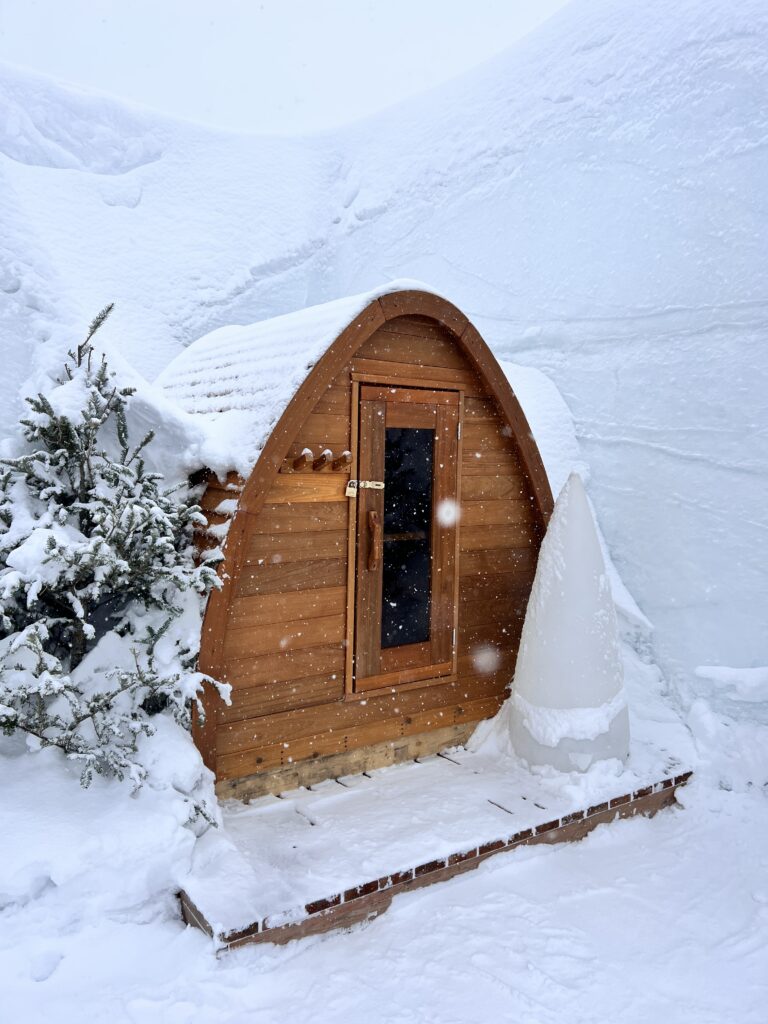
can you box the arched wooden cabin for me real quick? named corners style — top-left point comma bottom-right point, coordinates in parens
top-left (159, 286), bottom-right (553, 799)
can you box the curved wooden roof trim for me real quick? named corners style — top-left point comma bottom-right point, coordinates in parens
top-left (237, 289), bottom-right (553, 522)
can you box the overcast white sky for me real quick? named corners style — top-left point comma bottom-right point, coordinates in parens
top-left (0, 0), bottom-right (569, 133)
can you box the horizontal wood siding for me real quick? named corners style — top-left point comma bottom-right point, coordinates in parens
top-left (213, 373), bottom-right (353, 729)
top-left (457, 385), bottom-right (539, 700)
top-left (203, 315), bottom-right (544, 784)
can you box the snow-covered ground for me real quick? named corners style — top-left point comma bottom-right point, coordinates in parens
top-left (1, 0), bottom-right (767, 1019)
top-left (2, 760), bottom-right (766, 1023)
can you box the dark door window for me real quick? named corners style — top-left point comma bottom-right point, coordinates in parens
top-left (381, 427), bottom-right (434, 648)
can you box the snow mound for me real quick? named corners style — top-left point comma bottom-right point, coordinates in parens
top-left (0, 63), bottom-right (163, 173)
top-left (694, 665), bottom-right (768, 705)
top-left (0, 718), bottom-right (211, 912)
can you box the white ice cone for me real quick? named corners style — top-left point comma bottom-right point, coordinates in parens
top-left (509, 472), bottom-right (630, 771)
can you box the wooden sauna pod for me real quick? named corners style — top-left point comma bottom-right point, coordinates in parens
top-left (159, 287), bottom-right (554, 798)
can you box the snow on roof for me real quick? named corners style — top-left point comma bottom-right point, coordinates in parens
top-left (155, 279), bottom-right (437, 476)
top-left (154, 281), bottom-right (582, 501)
top-left (154, 302), bottom-right (647, 630)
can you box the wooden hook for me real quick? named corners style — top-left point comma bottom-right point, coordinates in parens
top-left (332, 451), bottom-right (352, 471)
top-left (292, 449), bottom-right (313, 471)
top-left (312, 449), bottom-right (332, 471)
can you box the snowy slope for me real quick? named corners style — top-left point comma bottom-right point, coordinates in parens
top-left (1, 3), bottom-right (767, 1019)
top-left (1, 2), bottom-right (766, 687)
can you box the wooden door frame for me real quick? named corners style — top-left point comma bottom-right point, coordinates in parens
top-left (344, 376), bottom-right (464, 701)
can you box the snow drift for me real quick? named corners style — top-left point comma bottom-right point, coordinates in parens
top-left (1, 0), bottom-right (765, 689)
top-left (0, 2), bottom-right (767, 1019)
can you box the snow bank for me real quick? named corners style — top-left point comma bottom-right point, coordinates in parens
top-left (0, 718), bottom-right (212, 911)
top-left (0, 0), bottom-right (766, 1015)
top-left (504, 360), bottom-right (648, 633)
top-left (694, 665), bottom-right (768, 704)
top-left (0, 63), bottom-right (164, 174)
top-left (4, 0), bottom-right (765, 682)
top-left (682, 664), bottom-right (768, 795)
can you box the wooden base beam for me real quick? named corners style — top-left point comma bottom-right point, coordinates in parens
top-left (214, 723), bottom-right (478, 801)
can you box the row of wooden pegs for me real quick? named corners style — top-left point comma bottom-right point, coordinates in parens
top-left (292, 448), bottom-right (352, 472)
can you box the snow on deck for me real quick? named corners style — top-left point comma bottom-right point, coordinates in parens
top-left (183, 726), bottom-right (690, 938)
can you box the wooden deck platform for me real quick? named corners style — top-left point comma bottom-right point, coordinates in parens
top-left (179, 747), bottom-right (692, 949)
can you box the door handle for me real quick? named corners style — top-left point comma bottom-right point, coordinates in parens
top-left (368, 510), bottom-right (382, 571)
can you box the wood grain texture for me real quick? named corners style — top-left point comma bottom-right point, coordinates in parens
top-left (217, 673), bottom-right (504, 759)
top-left (216, 687), bottom-right (503, 778)
top-left (221, 644), bottom-right (344, 691)
top-left (244, 530), bottom-right (348, 564)
top-left (215, 723), bottom-right (478, 800)
top-left (235, 556), bottom-right (346, 598)
top-left (193, 290), bottom-right (553, 787)
top-left (228, 586), bottom-right (346, 630)
top-left (221, 673), bottom-right (343, 721)
top-left (222, 612), bottom-right (345, 660)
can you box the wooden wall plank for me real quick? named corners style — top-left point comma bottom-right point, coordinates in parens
top-left (222, 613), bottom-right (345, 660)
top-left (252, 501), bottom-right (347, 535)
top-left (458, 546), bottom-right (539, 577)
top-left (463, 396), bottom-right (498, 421)
top-left (244, 530), bottom-right (348, 564)
top-left (358, 330), bottom-right (469, 371)
top-left (216, 674), bottom-right (505, 757)
top-left (462, 422), bottom-right (520, 454)
top-left (221, 673), bottom-right (343, 722)
top-left (461, 475), bottom-right (527, 501)
top-left (460, 454), bottom-right (523, 477)
top-left (350, 357), bottom-right (484, 396)
top-left (461, 499), bottom-right (536, 527)
top-left (229, 586), bottom-right (346, 630)
top-left (235, 557), bottom-right (346, 597)
top-left (216, 693), bottom-right (503, 780)
top-left (459, 619), bottom-right (524, 652)
top-left (311, 383), bottom-right (352, 416)
top-left (459, 572), bottom-right (533, 604)
top-left (460, 523), bottom-right (536, 551)
top-left (267, 474), bottom-right (348, 504)
top-left (378, 314), bottom-right (462, 341)
top-left (221, 644), bottom-right (344, 689)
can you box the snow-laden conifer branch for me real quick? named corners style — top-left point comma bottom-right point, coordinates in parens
top-left (0, 311), bottom-right (228, 795)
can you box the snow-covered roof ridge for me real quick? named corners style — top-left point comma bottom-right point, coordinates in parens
top-left (155, 279), bottom-right (439, 473)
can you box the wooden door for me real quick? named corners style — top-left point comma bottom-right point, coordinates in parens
top-left (352, 385), bottom-right (461, 693)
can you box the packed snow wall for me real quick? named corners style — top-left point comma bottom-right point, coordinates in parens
top-left (0, 0), bottom-right (766, 683)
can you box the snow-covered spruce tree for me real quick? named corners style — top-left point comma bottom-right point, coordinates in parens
top-left (0, 306), bottom-right (225, 789)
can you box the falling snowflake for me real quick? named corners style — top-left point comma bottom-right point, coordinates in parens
top-left (436, 498), bottom-right (461, 527)
top-left (472, 644), bottom-right (501, 674)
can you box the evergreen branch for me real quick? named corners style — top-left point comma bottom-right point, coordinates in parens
top-left (77, 303), bottom-right (114, 365)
